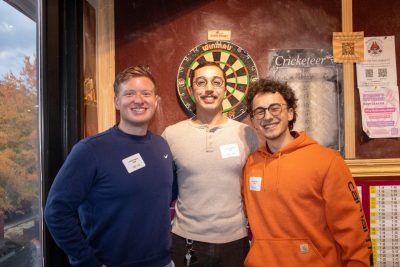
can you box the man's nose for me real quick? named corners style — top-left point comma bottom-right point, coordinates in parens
top-left (204, 83), bottom-right (214, 92)
top-left (133, 93), bottom-right (145, 102)
top-left (264, 109), bottom-right (274, 120)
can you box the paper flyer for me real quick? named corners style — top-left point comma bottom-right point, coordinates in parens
top-left (359, 86), bottom-right (400, 138)
top-left (356, 36), bottom-right (399, 138)
top-left (356, 36), bottom-right (397, 87)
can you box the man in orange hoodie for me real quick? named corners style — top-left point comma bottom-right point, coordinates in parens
top-left (242, 79), bottom-right (373, 267)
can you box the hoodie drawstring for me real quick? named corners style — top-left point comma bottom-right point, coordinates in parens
top-left (275, 152), bottom-right (281, 190)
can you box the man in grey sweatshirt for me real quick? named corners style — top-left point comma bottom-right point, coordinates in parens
top-left (162, 62), bottom-right (259, 267)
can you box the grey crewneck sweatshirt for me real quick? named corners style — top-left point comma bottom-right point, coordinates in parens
top-left (162, 118), bottom-right (259, 243)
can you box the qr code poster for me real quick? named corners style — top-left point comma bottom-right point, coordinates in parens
top-left (332, 31), bottom-right (364, 63)
top-left (356, 36), bottom-right (398, 88)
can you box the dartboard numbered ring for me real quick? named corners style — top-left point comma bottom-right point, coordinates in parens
top-left (176, 41), bottom-right (258, 121)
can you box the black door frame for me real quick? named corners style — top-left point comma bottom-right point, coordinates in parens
top-left (40, 1), bottom-right (83, 266)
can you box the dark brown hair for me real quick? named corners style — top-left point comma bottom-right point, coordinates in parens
top-left (246, 79), bottom-right (298, 130)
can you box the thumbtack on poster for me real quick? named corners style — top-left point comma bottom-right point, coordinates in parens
top-left (332, 31), bottom-right (364, 63)
top-left (208, 30), bottom-right (231, 41)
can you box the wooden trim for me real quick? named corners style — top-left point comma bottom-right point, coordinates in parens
top-left (95, 0), bottom-right (116, 132)
top-left (346, 158), bottom-right (400, 177)
top-left (341, 0), bottom-right (353, 32)
top-left (343, 64), bottom-right (356, 158)
top-left (341, 0), bottom-right (356, 158)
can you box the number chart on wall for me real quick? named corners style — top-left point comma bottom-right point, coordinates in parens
top-left (357, 180), bottom-right (400, 267)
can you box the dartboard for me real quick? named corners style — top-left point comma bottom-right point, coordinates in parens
top-left (176, 41), bottom-right (258, 121)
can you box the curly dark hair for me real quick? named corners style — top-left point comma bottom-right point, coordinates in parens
top-left (113, 65), bottom-right (156, 96)
top-left (246, 79), bottom-right (298, 130)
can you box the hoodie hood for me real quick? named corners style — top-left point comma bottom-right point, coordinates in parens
top-left (256, 131), bottom-right (317, 158)
top-left (252, 131), bottom-right (317, 191)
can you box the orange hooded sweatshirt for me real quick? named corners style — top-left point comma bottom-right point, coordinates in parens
top-left (242, 132), bottom-right (373, 267)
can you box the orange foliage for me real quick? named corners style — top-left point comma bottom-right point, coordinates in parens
top-left (0, 56), bottom-right (38, 214)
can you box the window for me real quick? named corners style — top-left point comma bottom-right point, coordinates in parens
top-left (0, 1), bottom-right (40, 266)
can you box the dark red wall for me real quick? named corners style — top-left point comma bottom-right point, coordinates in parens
top-left (115, 0), bottom-right (400, 160)
top-left (114, 0), bottom-right (341, 133)
top-left (353, 0), bottom-right (400, 158)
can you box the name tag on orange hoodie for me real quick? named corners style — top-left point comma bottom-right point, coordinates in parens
top-left (249, 176), bottom-right (262, 191)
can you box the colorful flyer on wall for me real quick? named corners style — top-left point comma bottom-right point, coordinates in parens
top-left (359, 86), bottom-right (400, 138)
top-left (356, 36), bottom-right (397, 87)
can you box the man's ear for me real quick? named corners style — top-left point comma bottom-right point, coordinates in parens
top-left (288, 107), bottom-right (294, 122)
top-left (155, 95), bottom-right (159, 110)
top-left (114, 96), bottom-right (120, 111)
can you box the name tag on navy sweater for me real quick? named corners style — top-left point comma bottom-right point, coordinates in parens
top-left (122, 153), bottom-right (146, 173)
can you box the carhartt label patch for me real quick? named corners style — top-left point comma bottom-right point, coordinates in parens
top-left (249, 176), bottom-right (262, 191)
top-left (299, 243), bottom-right (309, 253)
top-left (122, 153), bottom-right (146, 173)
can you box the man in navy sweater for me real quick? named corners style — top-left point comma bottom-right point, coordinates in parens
top-left (44, 65), bottom-right (174, 267)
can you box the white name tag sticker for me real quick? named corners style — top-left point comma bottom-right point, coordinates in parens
top-left (299, 243), bottom-right (309, 253)
top-left (122, 153), bottom-right (146, 173)
top-left (219, 144), bottom-right (240, 159)
top-left (249, 176), bottom-right (262, 191)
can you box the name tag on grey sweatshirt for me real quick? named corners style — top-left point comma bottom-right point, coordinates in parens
top-left (219, 143), bottom-right (240, 159)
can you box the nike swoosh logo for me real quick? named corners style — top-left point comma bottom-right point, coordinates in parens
top-left (164, 154), bottom-right (168, 159)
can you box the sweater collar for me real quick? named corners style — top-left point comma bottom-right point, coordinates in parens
top-left (188, 117), bottom-right (232, 131)
top-left (113, 125), bottom-right (152, 142)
